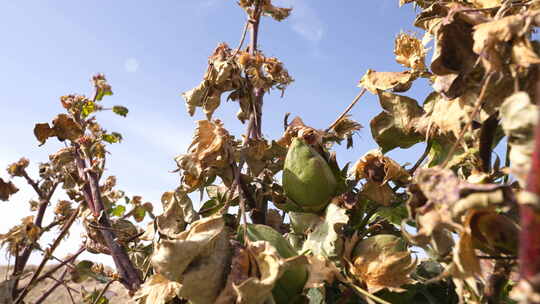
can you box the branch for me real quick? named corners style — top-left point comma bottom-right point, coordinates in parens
top-left (14, 206), bottom-right (80, 304)
top-left (33, 246), bottom-right (85, 287)
top-left (73, 148), bottom-right (141, 291)
top-left (33, 269), bottom-right (69, 304)
top-left (326, 88), bottom-right (367, 132)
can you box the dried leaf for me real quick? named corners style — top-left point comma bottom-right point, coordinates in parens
top-left (348, 234), bottom-right (416, 293)
top-left (305, 255), bottom-right (340, 288)
top-left (155, 188), bottom-right (198, 238)
top-left (175, 120), bottom-right (234, 191)
top-left (352, 149), bottom-right (409, 184)
top-left (151, 216), bottom-right (232, 304)
top-left (394, 32), bottom-right (426, 71)
top-left (359, 70), bottom-right (417, 94)
top-left (370, 91), bottom-right (424, 152)
top-left (302, 203), bottom-right (348, 258)
top-left (133, 274), bottom-right (182, 304)
top-left (500, 91), bottom-right (537, 185)
top-left (0, 178), bottom-right (18, 202)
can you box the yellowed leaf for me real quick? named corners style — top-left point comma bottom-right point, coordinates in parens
top-left (394, 32), bottom-right (426, 71)
top-left (359, 69), bottom-right (416, 94)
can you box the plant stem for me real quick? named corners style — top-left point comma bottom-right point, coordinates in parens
top-left (74, 148), bottom-right (141, 291)
top-left (247, 1), bottom-right (267, 225)
top-left (326, 88), bottom-right (367, 132)
top-left (33, 269), bottom-right (69, 304)
top-left (518, 67), bottom-right (540, 301)
top-left (14, 206), bottom-right (80, 304)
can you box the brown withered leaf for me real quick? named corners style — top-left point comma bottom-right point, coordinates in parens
top-left (52, 114), bottom-right (84, 141)
top-left (0, 178), bottom-right (18, 201)
top-left (370, 91), bottom-right (424, 152)
top-left (132, 274), bottom-right (182, 304)
top-left (232, 241), bottom-right (307, 304)
top-left (472, 11), bottom-right (540, 73)
top-left (416, 91), bottom-right (482, 140)
top-left (278, 116), bottom-right (322, 148)
top-left (347, 234), bottom-right (416, 294)
top-left (262, 2), bottom-right (292, 21)
top-left (152, 188), bottom-right (198, 238)
top-left (151, 216), bottom-right (232, 304)
top-left (33, 123), bottom-right (55, 145)
top-left (0, 216), bottom-right (40, 255)
top-left (34, 114), bottom-right (84, 145)
top-left (325, 115), bottom-right (362, 148)
top-left (359, 69), bottom-right (417, 94)
top-left (305, 255), bottom-right (340, 289)
top-left (500, 91), bottom-right (537, 185)
top-left (471, 0), bottom-right (501, 8)
top-left (7, 157), bottom-right (29, 177)
top-left (431, 17), bottom-right (477, 76)
top-left (512, 38), bottom-right (540, 67)
top-left (394, 32), bottom-right (426, 71)
top-left (352, 149), bottom-right (410, 184)
top-left (360, 181), bottom-right (396, 206)
top-left (175, 119), bottom-right (234, 191)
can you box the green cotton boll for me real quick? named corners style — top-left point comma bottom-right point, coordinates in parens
top-left (283, 138), bottom-right (337, 213)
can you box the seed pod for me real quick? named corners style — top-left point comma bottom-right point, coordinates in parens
top-left (283, 138), bottom-right (337, 213)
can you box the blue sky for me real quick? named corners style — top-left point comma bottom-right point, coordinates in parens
top-left (0, 1), bottom-right (430, 263)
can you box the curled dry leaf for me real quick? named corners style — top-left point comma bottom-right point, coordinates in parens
top-left (175, 119), bottom-right (234, 191)
top-left (278, 116), bottom-right (322, 148)
top-left (0, 178), bottom-right (18, 202)
top-left (394, 32), bottom-right (426, 71)
top-left (325, 115), bottom-right (362, 148)
top-left (352, 149), bottom-right (409, 184)
top-left (500, 91), bottom-right (537, 185)
top-left (231, 241), bottom-right (306, 304)
top-left (302, 203), bottom-right (348, 258)
top-left (305, 255), bottom-right (340, 289)
top-left (34, 114), bottom-right (84, 145)
top-left (359, 69), bottom-right (417, 94)
top-left (151, 216), bottom-right (232, 304)
top-left (6, 157), bottom-right (29, 177)
top-left (0, 216), bottom-right (40, 255)
top-left (346, 234), bottom-right (416, 294)
top-left (370, 91), bottom-right (424, 153)
top-left (133, 274), bottom-right (182, 304)
top-left (153, 188), bottom-right (198, 238)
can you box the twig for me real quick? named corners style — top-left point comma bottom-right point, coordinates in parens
top-left (33, 269), bottom-right (69, 304)
top-left (34, 246), bottom-right (85, 287)
top-left (347, 282), bottom-right (392, 304)
top-left (14, 206), bottom-right (80, 304)
top-left (441, 73), bottom-right (493, 168)
top-left (92, 279), bottom-right (116, 304)
top-left (408, 141), bottom-right (433, 175)
top-left (229, 20), bottom-right (250, 61)
top-left (326, 88), bottom-right (367, 132)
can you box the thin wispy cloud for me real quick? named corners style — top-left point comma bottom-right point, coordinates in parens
top-left (274, 0), bottom-right (325, 43)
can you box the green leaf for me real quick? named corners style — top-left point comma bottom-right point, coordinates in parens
top-left (82, 101), bottom-right (96, 118)
top-left (102, 132), bottom-right (123, 144)
top-left (133, 206), bottom-right (146, 222)
top-left (111, 205), bottom-right (126, 217)
top-left (112, 105), bottom-right (129, 117)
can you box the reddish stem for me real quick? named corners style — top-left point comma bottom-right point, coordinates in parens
top-left (519, 67), bottom-right (540, 298)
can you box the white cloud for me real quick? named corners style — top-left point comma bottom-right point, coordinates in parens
top-left (124, 57), bottom-right (139, 73)
top-left (274, 0), bottom-right (325, 43)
